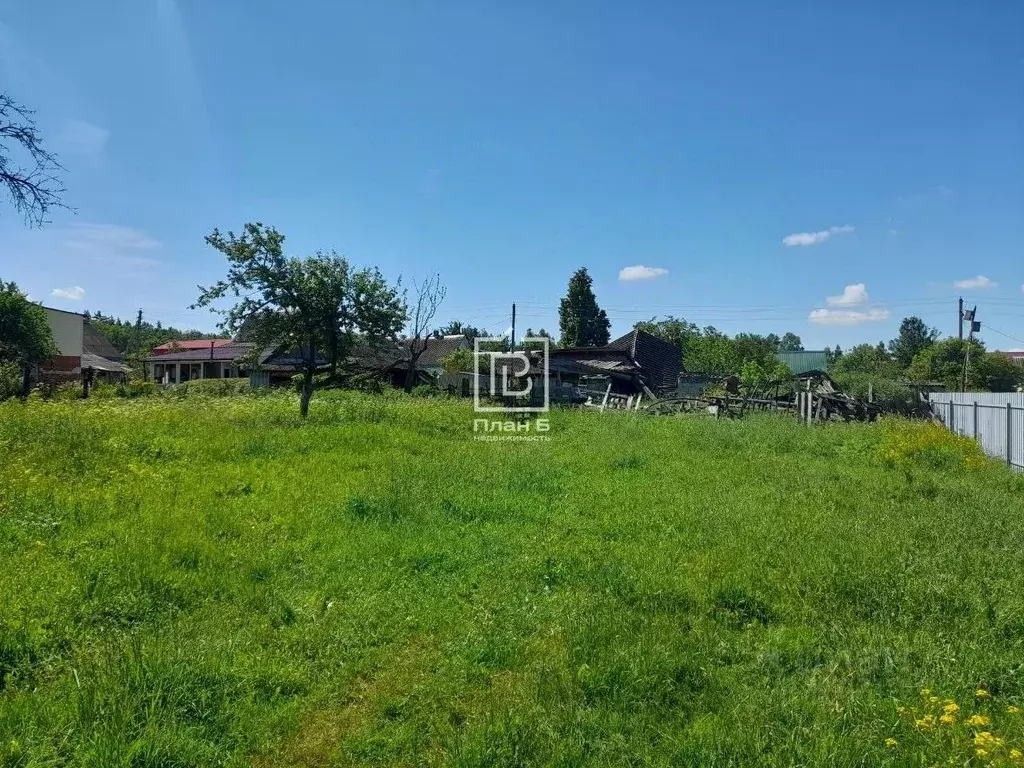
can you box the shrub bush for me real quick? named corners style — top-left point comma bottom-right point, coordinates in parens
top-left (410, 383), bottom-right (443, 399)
top-left (167, 379), bottom-right (252, 397)
top-left (0, 361), bottom-right (21, 401)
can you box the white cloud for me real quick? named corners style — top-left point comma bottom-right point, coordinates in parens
top-left (954, 275), bottom-right (997, 290)
top-left (56, 119), bottom-right (109, 157)
top-left (619, 265), bottom-right (669, 281)
top-left (826, 283), bottom-right (868, 307)
top-left (808, 308), bottom-right (890, 326)
top-left (51, 286), bottom-right (86, 301)
top-left (782, 225), bottom-right (854, 247)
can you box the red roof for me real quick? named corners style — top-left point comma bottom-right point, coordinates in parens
top-left (151, 339), bottom-right (232, 355)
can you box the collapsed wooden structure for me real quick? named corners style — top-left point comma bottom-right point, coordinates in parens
top-left (639, 370), bottom-right (881, 423)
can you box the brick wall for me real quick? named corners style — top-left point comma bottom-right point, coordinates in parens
top-left (45, 355), bottom-right (81, 372)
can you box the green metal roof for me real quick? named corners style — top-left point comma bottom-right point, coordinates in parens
top-left (775, 350), bottom-right (829, 375)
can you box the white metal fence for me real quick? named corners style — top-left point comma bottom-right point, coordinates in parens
top-left (928, 392), bottom-right (1024, 471)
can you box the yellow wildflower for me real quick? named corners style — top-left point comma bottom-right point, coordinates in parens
top-left (943, 702), bottom-right (960, 715)
top-left (965, 714), bottom-right (991, 728)
top-left (977, 689), bottom-right (992, 700)
top-left (940, 714), bottom-right (957, 726)
top-left (1009, 706), bottom-right (1021, 714)
top-left (921, 688), bottom-right (932, 698)
top-left (885, 738), bottom-right (898, 749)
top-left (915, 715), bottom-right (936, 731)
top-left (977, 748), bottom-right (989, 759)
top-left (1010, 748), bottom-right (1022, 760)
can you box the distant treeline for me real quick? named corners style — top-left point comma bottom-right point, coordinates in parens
top-left (86, 311), bottom-right (223, 354)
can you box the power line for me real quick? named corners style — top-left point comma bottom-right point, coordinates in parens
top-left (982, 324), bottom-right (1024, 347)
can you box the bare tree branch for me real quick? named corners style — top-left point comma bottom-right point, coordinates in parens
top-left (404, 273), bottom-right (447, 392)
top-left (0, 94), bottom-right (70, 227)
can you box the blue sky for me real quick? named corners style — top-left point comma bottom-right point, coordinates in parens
top-left (1, 1), bottom-right (1022, 350)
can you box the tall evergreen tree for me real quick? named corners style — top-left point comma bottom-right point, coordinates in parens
top-left (558, 268), bottom-right (610, 347)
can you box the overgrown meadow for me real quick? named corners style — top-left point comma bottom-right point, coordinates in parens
top-left (2, 391), bottom-right (1024, 766)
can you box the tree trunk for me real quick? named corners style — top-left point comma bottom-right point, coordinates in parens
top-left (20, 364), bottom-right (31, 398)
top-left (404, 339), bottom-right (428, 393)
top-left (299, 368), bottom-right (314, 417)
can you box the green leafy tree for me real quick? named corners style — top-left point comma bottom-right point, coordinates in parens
top-left (906, 338), bottom-right (986, 391)
top-left (739, 359), bottom-right (792, 392)
top-left (829, 342), bottom-right (909, 405)
top-left (193, 223), bottom-right (407, 417)
top-left (434, 320), bottom-right (483, 339)
top-left (634, 316), bottom-right (699, 356)
top-left (976, 352), bottom-right (1023, 393)
top-left (686, 326), bottom-right (740, 373)
top-left (778, 332), bottom-right (804, 352)
top-left (830, 343), bottom-right (902, 380)
top-left (519, 327), bottom-right (553, 351)
top-left (441, 347), bottom-right (474, 375)
top-left (558, 268), bottom-right (610, 347)
top-left (888, 316), bottom-right (939, 369)
top-left (0, 279), bottom-right (57, 397)
top-left (1, 94), bottom-right (68, 227)
top-left (732, 333), bottom-right (780, 369)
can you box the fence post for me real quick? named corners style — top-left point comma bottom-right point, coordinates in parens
top-left (973, 401), bottom-right (979, 440)
top-left (1007, 402), bottom-right (1013, 467)
top-left (949, 400), bottom-right (955, 432)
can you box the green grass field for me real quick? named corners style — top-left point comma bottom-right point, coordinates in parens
top-left (3, 392), bottom-right (1024, 766)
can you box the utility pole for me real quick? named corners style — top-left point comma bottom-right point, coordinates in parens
top-left (131, 309), bottom-right (143, 355)
top-left (510, 302), bottom-right (516, 352)
top-left (962, 305), bottom-right (979, 393)
top-left (958, 296), bottom-right (964, 340)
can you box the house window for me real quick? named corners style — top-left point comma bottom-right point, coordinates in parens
top-left (222, 364), bottom-right (232, 378)
top-left (154, 364), bottom-right (164, 382)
